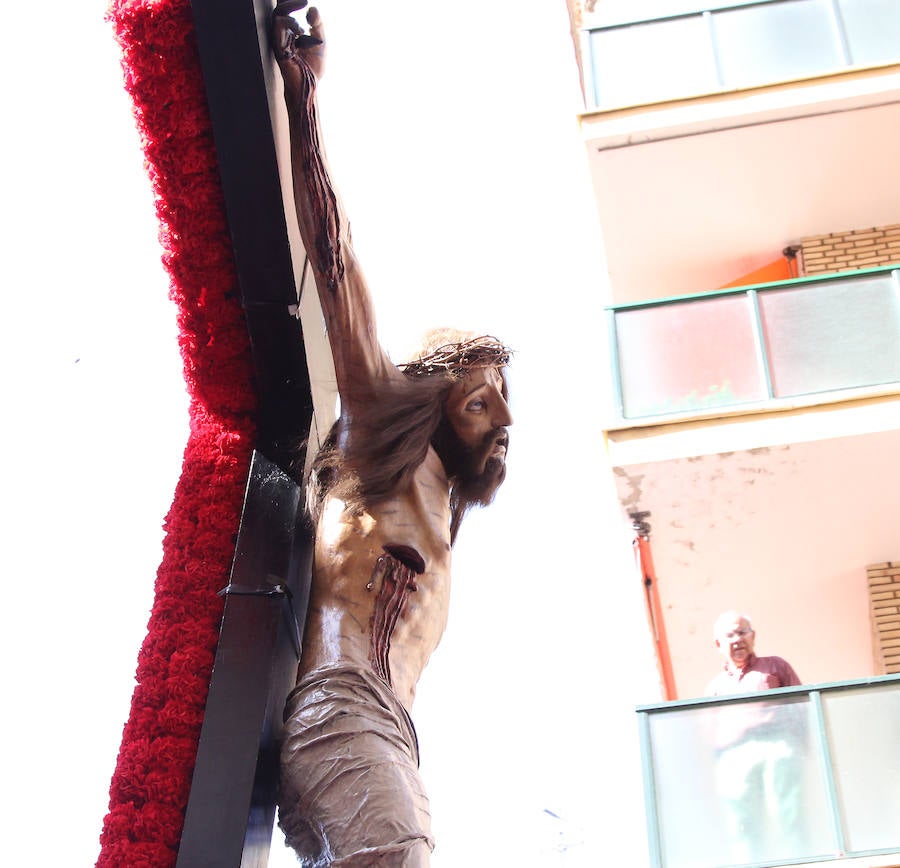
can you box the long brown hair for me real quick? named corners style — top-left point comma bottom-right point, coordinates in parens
top-left (307, 332), bottom-right (511, 543)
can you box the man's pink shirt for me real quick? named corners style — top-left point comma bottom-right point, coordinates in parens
top-left (707, 654), bottom-right (801, 697)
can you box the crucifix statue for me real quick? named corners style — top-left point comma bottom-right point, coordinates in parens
top-left (272, 3), bottom-right (513, 864)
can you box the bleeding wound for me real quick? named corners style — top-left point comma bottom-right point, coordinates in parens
top-left (369, 549), bottom-right (421, 686)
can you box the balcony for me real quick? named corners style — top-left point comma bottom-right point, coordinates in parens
top-left (607, 266), bottom-right (900, 426)
top-left (582, 0), bottom-right (900, 112)
top-left (637, 674), bottom-right (900, 868)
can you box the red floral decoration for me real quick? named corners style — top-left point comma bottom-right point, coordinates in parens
top-left (97, 1), bottom-right (258, 865)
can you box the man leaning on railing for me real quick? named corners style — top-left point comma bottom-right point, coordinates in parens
top-left (706, 610), bottom-right (803, 864)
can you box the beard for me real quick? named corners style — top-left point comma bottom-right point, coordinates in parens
top-left (432, 419), bottom-right (508, 507)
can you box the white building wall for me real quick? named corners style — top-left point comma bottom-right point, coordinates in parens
top-left (613, 427), bottom-right (900, 699)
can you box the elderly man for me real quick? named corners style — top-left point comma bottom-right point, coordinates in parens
top-left (706, 611), bottom-right (804, 863)
top-left (271, 5), bottom-right (513, 866)
top-left (706, 610), bottom-right (800, 696)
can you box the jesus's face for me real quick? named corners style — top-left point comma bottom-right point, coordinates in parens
top-left (436, 367), bottom-right (512, 503)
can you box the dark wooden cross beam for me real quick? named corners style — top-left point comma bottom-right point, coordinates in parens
top-left (175, 1), bottom-right (323, 865)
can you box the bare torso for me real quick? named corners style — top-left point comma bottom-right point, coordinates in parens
top-left (299, 446), bottom-right (453, 711)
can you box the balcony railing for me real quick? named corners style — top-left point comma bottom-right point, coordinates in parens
top-left (607, 266), bottom-right (900, 424)
top-left (637, 674), bottom-right (900, 868)
top-left (582, 0), bottom-right (900, 111)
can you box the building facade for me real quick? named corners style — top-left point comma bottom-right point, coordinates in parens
top-left (569, 1), bottom-right (900, 865)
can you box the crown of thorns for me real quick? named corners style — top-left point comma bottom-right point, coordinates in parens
top-left (399, 335), bottom-right (512, 379)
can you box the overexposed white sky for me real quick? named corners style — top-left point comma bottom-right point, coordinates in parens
top-left (2, 2), bottom-right (658, 865)
top-left (2, 2), bottom-right (187, 864)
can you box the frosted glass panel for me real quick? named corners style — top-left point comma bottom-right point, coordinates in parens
top-left (592, 1), bottom-right (737, 27)
top-left (590, 17), bottom-right (717, 108)
top-left (758, 274), bottom-right (900, 396)
top-left (839, 0), bottom-right (900, 65)
top-left (585, 0), bottom-right (900, 108)
top-left (712, 0), bottom-right (840, 86)
top-left (615, 296), bottom-right (764, 418)
top-left (823, 684), bottom-right (900, 852)
top-left (649, 698), bottom-right (833, 867)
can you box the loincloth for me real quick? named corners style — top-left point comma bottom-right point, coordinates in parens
top-left (278, 663), bottom-right (434, 866)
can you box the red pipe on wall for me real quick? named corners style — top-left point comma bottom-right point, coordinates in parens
top-left (634, 530), bottom-right (678, 701)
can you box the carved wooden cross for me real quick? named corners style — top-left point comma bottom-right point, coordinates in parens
top-left (175, 1), bottom-right (330, 864)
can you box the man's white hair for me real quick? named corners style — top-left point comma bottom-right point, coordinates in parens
top-left (713, 609), bottom-right (753, 639)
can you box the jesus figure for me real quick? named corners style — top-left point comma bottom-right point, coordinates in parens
top-left (271, 4), bottom-right (514, 865)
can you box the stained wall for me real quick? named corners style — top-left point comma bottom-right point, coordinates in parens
top-left (613, 428), bottom-right (900, 698)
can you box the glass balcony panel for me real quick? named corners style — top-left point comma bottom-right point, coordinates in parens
top-left (591, 1), bottom-right (733, 28)
top-left (822, 684), bottom-right (900, 852)
top-left (838, 0), bottom-right (900, 65)
top-left (758, 274), bottom-right (900, 397)
top-left (712, 0), bottom-right (842, 87)
top-left (649, 697), bottom-right (834, 868)
top-left (615, 295), bottom-right (765, 418)
top-left (588, 17), bottom-right (718, 108)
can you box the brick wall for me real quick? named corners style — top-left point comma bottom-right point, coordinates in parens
top-left (800, 224), bottom-right (900, 275)
top-left (867, 561), bottom-right (900, 675)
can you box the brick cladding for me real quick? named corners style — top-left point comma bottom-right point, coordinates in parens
top-left (867, 562), bottom-right (900, 675)
top-left (800, 223), bottom-right (900, 275)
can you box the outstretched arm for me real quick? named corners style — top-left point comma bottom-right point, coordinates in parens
top-left (273, 5), bottom-right (397, 406)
